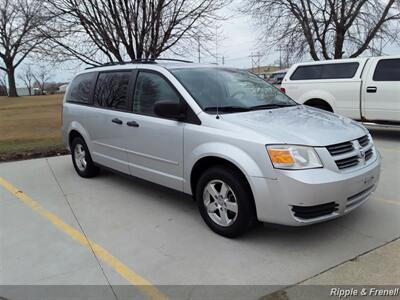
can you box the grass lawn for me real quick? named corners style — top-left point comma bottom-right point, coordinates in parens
top-left (0, 94), bottom-right (68, 161)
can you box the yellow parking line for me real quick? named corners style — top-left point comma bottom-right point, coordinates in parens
top-left (0, 177), bottom-right (168, 300)
top-left (374, 197), bottom-right (400, 206)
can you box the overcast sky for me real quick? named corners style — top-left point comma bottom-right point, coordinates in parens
top-left (43, 2), bottom-right (400, 84)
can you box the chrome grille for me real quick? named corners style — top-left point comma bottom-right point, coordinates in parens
top-left (358, 135), bottom-right (370, 147)
top-left (327, 135), bottom-right (374, 171)
top-left (335, 155), bottom-right (359, 169)
top-left (326, 141), bottom-right (353, 156)
top-left (365, 148), bottom-right (373, 161)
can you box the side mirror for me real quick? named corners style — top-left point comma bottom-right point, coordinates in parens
top-left (154, 101), bottom-right (185, 120)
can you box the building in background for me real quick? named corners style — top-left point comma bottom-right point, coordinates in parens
top-left (247, 65), bottom-right (281, 79)
top-left (13, 87), bottom-right (31, 96)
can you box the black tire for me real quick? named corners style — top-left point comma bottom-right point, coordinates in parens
top-left (195, 165), bottom-right (256, 238)
top-left (71, 136), bottom-right (100, 178)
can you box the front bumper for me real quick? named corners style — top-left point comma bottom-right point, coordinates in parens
top-left (250, 153), bottom-right (381, 226)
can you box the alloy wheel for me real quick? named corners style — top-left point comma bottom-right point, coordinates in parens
top-left (74, 143), bottom-right (87, 172)
top-left (202, 179), bottom-right (238, 227)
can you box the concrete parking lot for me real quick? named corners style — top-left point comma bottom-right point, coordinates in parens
top-left (0, 129), bottom-right (399, 299)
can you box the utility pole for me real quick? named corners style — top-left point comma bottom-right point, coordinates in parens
top-left (222, 56), bottom-right (225, 65)
top-left (215, 26), bottom-right (218, 64)
top-left (250, 52), bottom-right (262, 76)
top-left (275, 46), bottom-right (283, 69)
top-left (197, 36), bottom-right (201, 63)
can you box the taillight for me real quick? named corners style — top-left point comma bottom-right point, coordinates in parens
top-left (280, 87), bottom-right (286, 94)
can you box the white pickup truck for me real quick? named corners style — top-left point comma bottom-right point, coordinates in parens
top-left (281, 55), bottom-right (400, 125)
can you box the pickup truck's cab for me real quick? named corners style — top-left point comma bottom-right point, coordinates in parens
top-left (281, 55), bottom-right (400, 125)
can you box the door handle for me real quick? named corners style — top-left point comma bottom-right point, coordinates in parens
top-left (126, 120), bottom-right (139, 127)
top-left (111, 118), bottom-right (123, 125)
top-left (366, 86), bottom-right (377, 93)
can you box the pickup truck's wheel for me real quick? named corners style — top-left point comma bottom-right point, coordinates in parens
top-left (196, 166), bottom-right (255, 238)
top-left (71, 137), bottom-right (99, 178)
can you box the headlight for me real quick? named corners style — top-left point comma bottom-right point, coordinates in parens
top-left (266, 145), bottom-right (323, 170)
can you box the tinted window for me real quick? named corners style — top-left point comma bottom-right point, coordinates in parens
top-left (291, 65), bottom-right (322, 80)
top-left (66, 72), bottom-right (96, 103)
top-left (373, 59), bottom-right (400, 81)
top-left (133, 72), bottom-right (180, 116)
top-left (290, 63), bottom-right (359, 80)
top-left (94, 72), bottom-right (131, 110)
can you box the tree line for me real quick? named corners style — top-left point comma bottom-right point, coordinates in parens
top-left (1, 0), bottom-right (399, 97)
top-left (243, 0), bottom-right (400, 63)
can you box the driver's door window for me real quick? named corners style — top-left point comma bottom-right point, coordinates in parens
top-left (133, 71), bottom-right (180, 116)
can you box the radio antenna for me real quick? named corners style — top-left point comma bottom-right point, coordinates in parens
top-left (215, 67), bottom-right (220, 119)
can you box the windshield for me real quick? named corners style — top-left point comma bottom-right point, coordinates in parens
top-left (170, 67), bottom-right (297, 113)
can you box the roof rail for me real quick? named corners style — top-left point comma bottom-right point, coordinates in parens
top-left (155, 58), bottom-right (193, 63)
top-left (85, 58), bottom-right (193, 70)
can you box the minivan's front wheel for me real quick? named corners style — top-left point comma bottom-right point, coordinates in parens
top-left (71, 137), bottom-right (99, 178)
top-left (196, 166), bottom-right (256, 238)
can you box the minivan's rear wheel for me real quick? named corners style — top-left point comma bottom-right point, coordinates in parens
top-left (196, 166), bottom-right (255, 238)
top-left (71, 137), bottom-right (99, 178)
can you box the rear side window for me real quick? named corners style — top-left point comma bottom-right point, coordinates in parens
top-left (94, 71), bottom-right (131, 110)
top-left (290, 63), bottom-right (359, 80)
top-left (66, 72), bottom-right (96, 104)
top-left (133, 72), bottom-right (180, 116)
top-left (373, 59), bottom-right (400, 81)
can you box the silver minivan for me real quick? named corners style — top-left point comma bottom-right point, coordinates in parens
top-left (62, 60), bottom-right (381, 237)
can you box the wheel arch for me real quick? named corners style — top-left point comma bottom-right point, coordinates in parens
top-left (69, 130), bottom-right (84, 148)
top-left (296, 89), bottom-right (336, 112)
top-left (66, 121), bottom-right (91, 151)
top-left (190, 156), bottom-right (248, 197)
top-left (190, 156), bottom-right (258, 218)
top-left (304, 98), bottom-right (334, 112)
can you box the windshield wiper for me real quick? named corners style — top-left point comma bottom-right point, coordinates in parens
top-left (204, 106), bottom-right (251, 113)
top-left (249, 103), bottom-right (297, 111)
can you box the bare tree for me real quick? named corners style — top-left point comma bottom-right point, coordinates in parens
top-left (33, 65), bottom-right (52, 95)
top-left (0, 0), bottom-right (52, 97)
top-left (45, 0), bottom-right (229, 66)
top-left (0, 71), bottom-right (7, 96)
top-left (18, 65), bottom-right (35, 96)
top-left (243, 0), bottom-right (400, 61)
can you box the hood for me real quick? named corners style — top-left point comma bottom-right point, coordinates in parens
top-left (220, 105), bottom-right (368, 146)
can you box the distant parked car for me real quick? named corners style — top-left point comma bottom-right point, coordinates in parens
top-left (281, 55), bottom-right (400, 125)
top-left (59, 84), bottom-right (68, 94)
top-left (62, 60), bottom-right (380, 237)
top-left (268, 69), bottom-right (287, 86)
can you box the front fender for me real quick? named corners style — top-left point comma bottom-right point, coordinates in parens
top-left (184, 142), bottom-right (271, 194)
